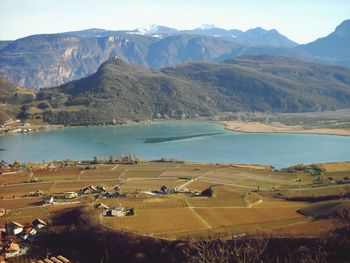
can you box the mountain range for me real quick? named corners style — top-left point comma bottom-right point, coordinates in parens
top-left (1, 20), bottom-right (349, 88)
top-left (2, 55), bottom-right (350, 125)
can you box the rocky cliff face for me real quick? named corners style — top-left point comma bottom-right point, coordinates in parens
top-left (0, 34), bottom-right (153, 88)
top-left (0, 21), bottom-right (349, 88)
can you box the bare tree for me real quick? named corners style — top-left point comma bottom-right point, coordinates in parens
top-left (183, 234), bottom-right (269, 263)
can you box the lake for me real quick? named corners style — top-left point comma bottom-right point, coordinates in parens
top-left (1, 121), bottom-right (350, 168)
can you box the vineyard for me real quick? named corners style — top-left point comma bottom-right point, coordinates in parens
top-left (0, 207), bottom-right (50, 225)
top-left (97, 196), bottom-right (188, 210)
top-left (103, 207), bottom-right (208, 236)
top-left (0, 172), bottom-right (31, 185)
top-left (194, 207), bottom-right (304, 227)
top-left (0, 197), bottom-right (42, 209)
top-left (0, 160), bottom-right (349, 240)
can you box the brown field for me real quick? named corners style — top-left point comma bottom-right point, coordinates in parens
top-left (0, 182), bottom-right (54, 198)
top-left (186, 181), bottom-right (213, 191)
top-left (0, 197), bottom-right (42, 210)
top-left (122, 169), bottom-right (166, 178)
top-left (79, 168), bottom-right (123, 180)
top-left (98, 196), bottom-right (187, 210)
top-left (270, 219), bottom-right (341, 237)
top-left (158, 164), bottom-right (223, 178)
top-left (1, 160), bottom-right (349, 240)
top-left (185, 186), bottom-right (247, 207)
top-left (321, 162), bottom-right (350, 172)
top-left (103, 207), bottom-right (208, 236)
top-left (0, 171), bottom-right (31, 185)
top-left (194, 207), bottom-right (304, 227)
top-left (50, 180), bottom-right (117, 192)
top-left (0, 207), bottom-right (50, 226)
top-left (282, 184), bottom-right (350, 198)
top-left (120, 179), bottom-right (179, 191)
top-left (33, 167), bottom-right (81, 181)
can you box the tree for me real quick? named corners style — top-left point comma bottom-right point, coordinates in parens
top-left (109, 155), bottom-right (115, 164)
top-left (13, 160), bottom-right (20, 169)
top-left (184, 234), bottom-right (269, 263)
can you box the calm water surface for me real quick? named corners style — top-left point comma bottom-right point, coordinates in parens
top-left (0, 122), bottom-right (349, 168)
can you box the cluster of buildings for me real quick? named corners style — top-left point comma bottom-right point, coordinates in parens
top-left (1, 219), bottom-right (47, 259)
top-left (327, 176), bottom-right (350, 185)
top-left (80, 184), bottom-right (126, 199)
top-left (96, 203), bottom-right (134, 217)
top-left (152, 185), bottom-right (201, 196)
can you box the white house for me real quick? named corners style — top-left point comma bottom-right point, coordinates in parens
top-left (32, 218), bottom-right (47, 229)
top-left (5, 221), bottom-right (24, 235)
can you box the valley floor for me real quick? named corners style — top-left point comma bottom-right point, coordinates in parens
top-left (220, 120), bottom-right (350, 136)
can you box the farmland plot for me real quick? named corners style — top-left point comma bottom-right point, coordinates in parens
top-left (33, 167), bottom-right (80, 181)
top-left (0, 182), bottom-right (54, 198)
top-left (194, 207), bottom-right (304, 228)
top-left (0, 207), bottom-right (50, 226)
top-left (122, 169), bottom-right (166, 178)
top-left (120, 179), bottom-right (179, 191)
top-left (79, 169), bottom-right (123, 180)
top-left (0, 172), bottom-right (31, 185)
top-left (0, 197), bottom-right (42, 210)
top-left (99, 196), bottom-right (187, 210)
top-left (102, 207), bottom-right (208, 236)
top-left (186, 186), bottom-right (247, 207)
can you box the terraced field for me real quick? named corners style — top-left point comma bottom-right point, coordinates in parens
top-left (103, 207), bottom-right (209, 236)
top-left (0, 160), bottom-right (349, 240)
top-left (0, 197), bottom-right (42, 209)
top-left (0, 207), bottom-right (50, 225)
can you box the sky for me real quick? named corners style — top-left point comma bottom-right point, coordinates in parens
top-left (0, 0), bottom-right (349, 43)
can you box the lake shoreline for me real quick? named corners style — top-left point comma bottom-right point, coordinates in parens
top-left (218, 121), bottom-right (350, 137)
top-left (2, 118), bottom-right (350, 137)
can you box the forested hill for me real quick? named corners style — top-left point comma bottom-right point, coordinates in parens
top-left (23, 55), bottom-right (350, 125)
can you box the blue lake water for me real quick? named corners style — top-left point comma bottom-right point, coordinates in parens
top-left (0, 122), bottom-right (349, 168)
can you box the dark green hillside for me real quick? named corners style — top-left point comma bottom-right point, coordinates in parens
top-left (38, 58), bottom-right (222, 125)
top-left (0, 77), bottom-right (35, 124)
top-left (4, 55), bottom-right (350, 125)
top-left (164, 55), bottom-right (350, 112)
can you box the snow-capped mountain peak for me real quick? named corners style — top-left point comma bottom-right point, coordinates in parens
top-left (198, 24), bottom-right (215, 30)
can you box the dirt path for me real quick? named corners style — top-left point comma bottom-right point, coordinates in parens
top-left (184, 199), bottom-right (212, 229)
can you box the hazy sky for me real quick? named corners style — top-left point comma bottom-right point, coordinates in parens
top-left (0, 0), bottom-right (349, 43)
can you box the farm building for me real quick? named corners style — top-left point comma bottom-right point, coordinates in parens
top-left (32, 218), bottom-right (47, 229)
top-left (5, 221), bottom-right (23, 235)
top-left (156, 185), bottom-right (175, 195)
top-left (52, 192), bottom-right (78, 199)
top-left (24, 226), bottom-right (37, 236)
top-left (103, 206), bottom-right (133, 217)
top-left (95, 203), bottom-right (109, 209)
top-left (28, 190), bottom-right (44, 197)
top-left (43, 196), bottom-right (54, 204)
top-left (2, 242), bottom-right (28, 258)
top-left (81, 185), bottom-right (98, 194)
top-left (114, 184), bottom-right (121, 193)
top-left (4, 242), bottom-right (20, 257)
top-left (19, 226), bottom-right (37, 241)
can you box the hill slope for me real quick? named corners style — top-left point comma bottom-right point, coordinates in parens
top-left (1, 20), bottom-right (342, 89)
top-left (299, 200), bottom-right (350, 219)
top-left (28, 55), bottom-right (350, 125)
top-left (297, 20), bottom-right (350, 67)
